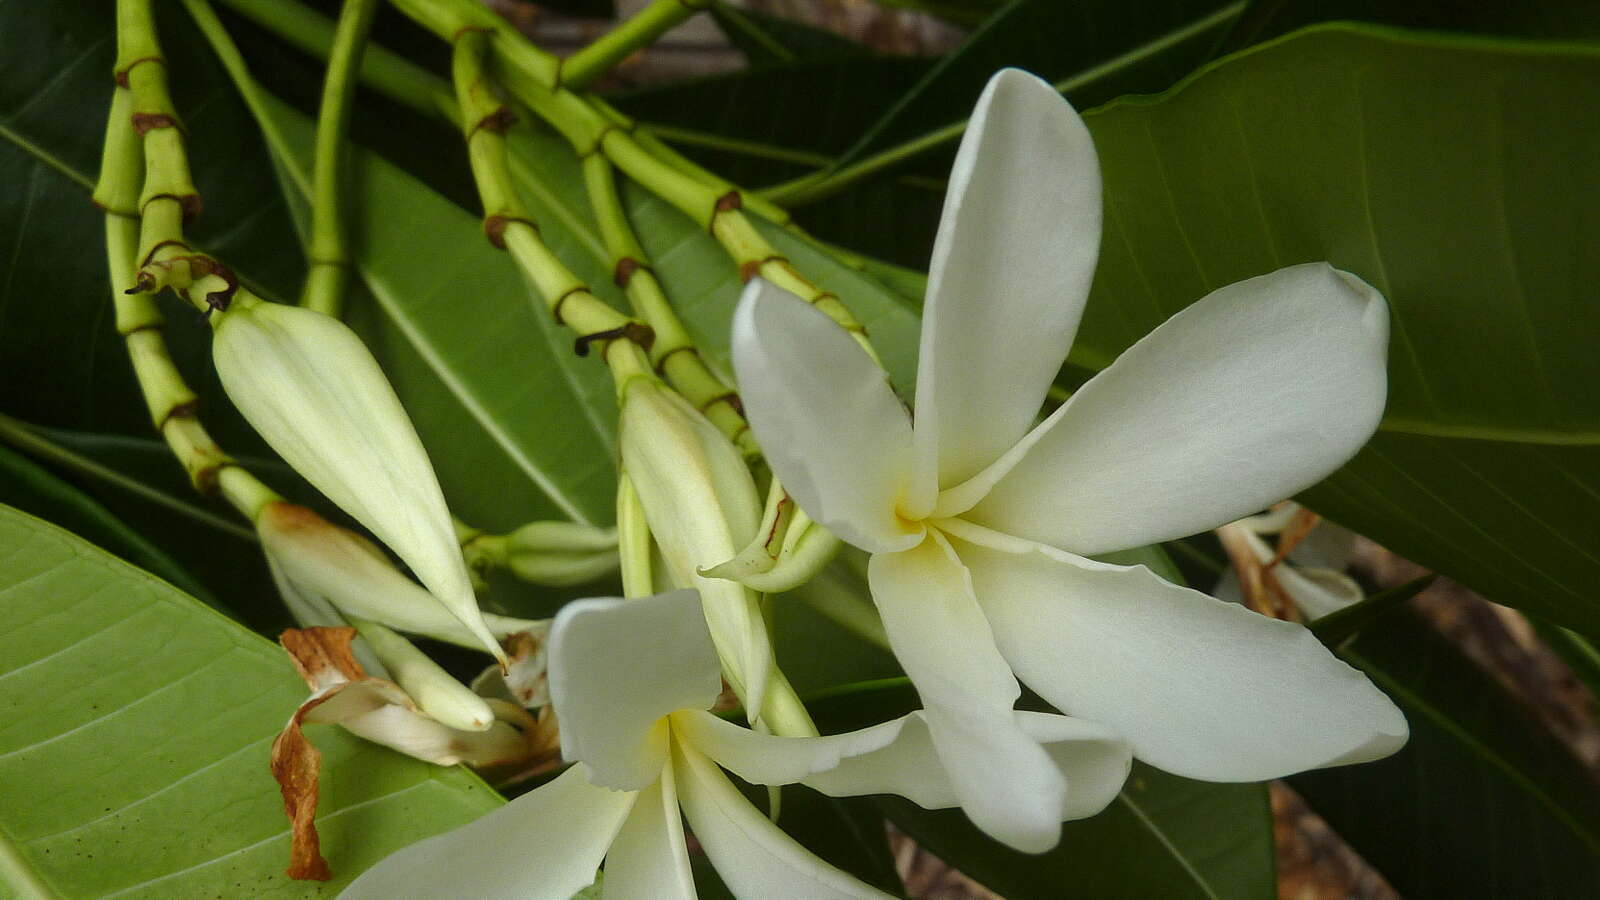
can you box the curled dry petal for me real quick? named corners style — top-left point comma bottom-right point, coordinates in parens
top-left (271, 628), bottom-right (556, 881)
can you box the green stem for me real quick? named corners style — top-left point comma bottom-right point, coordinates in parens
top-left (451, 28), bottom-right (649, 357)
top-left (215, 0), bottom-right (456, 122)
top-left (580, 153), bottom-right (756, 455)
top-left (301, 0), bottom-right (379, 317)
top-left (762, 1), bottom-right (1249, 206)
top-left (560, 0), bottom-right (710, 90)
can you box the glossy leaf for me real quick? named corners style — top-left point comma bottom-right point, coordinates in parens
top-left (1291, 611), bottom-right (1600, 895)
top-left (1214, 0), bottom-right (1600, 56)
top-left (1068, 25), bottom-right (1600, 637)
top-left (0, 442), bottom-right (208, 601)
top-left (0, 503), bottom-right (502, 896)
top-left (826, 0), bottom-right (1247, 173)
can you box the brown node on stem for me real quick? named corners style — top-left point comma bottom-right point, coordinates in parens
top-left (157, 400), bottom-right (199, 432)
top-left (652, 344), bottom-right (695, 375)
top-left (613, 256), bottom-right (649, 287)
top-left (468, 106), bottom-right (517, 141)
top-left (575, 321), bottom-right (655, 357)
top-left (130, 111), bottom-right (181, 135)
top-left (114, 56), bottom-right (166, 87)
top-left (699, 391), bottom-right (742, 415)
top-left (483, 214), bottom-right (537, 249)
top-left (713, 190), bottom-right (742, 218)
top-left (737, 260), bottom-right (762, 283)
top-left (141, 191), bottom-right (203, 223)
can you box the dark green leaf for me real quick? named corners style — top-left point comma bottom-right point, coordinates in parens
top-left (1291, 610), bottom-right (1600, 895)
top-left (708, 3), bottom-right (870, 66)
top-left (0, 503), bottom-right (502, 895)
top-left (827, 0), bottom-right (1247, 174)
top-left (0, 441), bottom-right (209, 601)
top-left (879, 767), bottom-right (1272, 900)
top-left (1065, 25), bottom-right (1600, 637)
top-left (1215, 0), bottom-right (1600, 57)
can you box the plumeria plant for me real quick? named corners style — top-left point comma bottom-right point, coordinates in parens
top-left (1, 1), bottom-right (1597, 898)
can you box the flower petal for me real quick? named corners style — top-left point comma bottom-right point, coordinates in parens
top-left (796, 709), bottom-right (1129, 823)
top-left (669, 708), bottom-right (905, 785)
top-left (603, 763), bottom-right (696, 900)
top-left (673, 741), bottom-right (894, 899)
top-left (214, 301), bottom-right (500, 661)
top-left (912, 68), bottom-right (1102, 496)
top-left (339, 765), bottom-right (635, 900)
top-left (967, 263), bottom-right (1390, 555)
top-left (945, 523), bottom-right (1409, 780)
top-left (548, 592), bottom-right (723, 791)
top-left (732, 280), bottom-right (923, 553)
top-left (869, 534), bottom-right (1069, 852)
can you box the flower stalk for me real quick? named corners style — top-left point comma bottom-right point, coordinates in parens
top-left (300, 0), bottom-right (379, 318)
top-left (451, 28), bottom-right (651, 358)
top-left (558, 0), bottom-right (711, 90)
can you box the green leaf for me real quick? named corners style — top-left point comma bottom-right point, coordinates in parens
top-left (1290, 610), bottom-right (1600, 895)
top-left (0, 503), bottom-right (502, 896)
top-left (708, 3), bottom-right (870, 66)
top-left (1214, 0), bottom-right (1600, 57)
top-left (826, 0), bottom-right (1248, 174)
top-left (0, 442), bottom-right (209, 602)
top-left (1065, 25), bottom-right (1600, 637)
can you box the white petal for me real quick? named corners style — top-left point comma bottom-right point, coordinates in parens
top-left (549, 592), bottom-right (723, 791)
top-left (603, 764), bottom-right (696, 900)
top-left (339, 765), bottom-right (635, 900)
top-left (669, 708), bottom-right (904, 785)
top-left (672, 742), bottom-right (893, 900)
top-left (214, 301), bottom-right (501, 660)
top-left (945, 523), bottom-right (1409, 780)
top-left (1015, 711), bottom-right (1131, 820)
top-left (1282, 566), bottom-right (1364, 620)
top-left (912, 68), bottom-right (1102, 496)
top-left (731, 279), bottom-right (923, 553)
top-left (869, 534), bottom-right (1069, 852)
top-left (968, 263), bottom-right (1390, 555)
top-left (797, 709), bottom-right (1129, 823)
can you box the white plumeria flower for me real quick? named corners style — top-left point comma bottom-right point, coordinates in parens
top-left (731, 68), bottom-right (1408, 851)
top-left (341, 590), bottom-right (1129, 898)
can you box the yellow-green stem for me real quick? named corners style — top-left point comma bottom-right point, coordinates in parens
top-left (451, 29), bottom-right (648, 359)
top-left (301, 0), bottom-right (379, 317)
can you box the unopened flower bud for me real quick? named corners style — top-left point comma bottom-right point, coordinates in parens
top-left (465, 521), bottom-right (620, 588)
top-left (618, 379), bottom-right (772, 716)
top-left (259, 502), bottom-right (542, 650)
top-left (212, 298), bottom-right (503, 663)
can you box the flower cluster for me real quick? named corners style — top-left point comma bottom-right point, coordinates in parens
top-left (230, 68), bottom-right (1405, 897)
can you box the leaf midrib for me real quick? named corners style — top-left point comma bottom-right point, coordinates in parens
top-left (1348, 647), bottom-right (1600, 855)
top-left (1115, 791), bottom-right (1223, 900)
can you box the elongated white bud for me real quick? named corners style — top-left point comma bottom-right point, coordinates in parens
top-left (212, 298), bottom-right (503, 663)
top-left (350, 619), bottom-right (495, 732)
top-left (618, 379), bottom-right (773, 718)
top-left (258, 502), bottom-right (544, 650)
